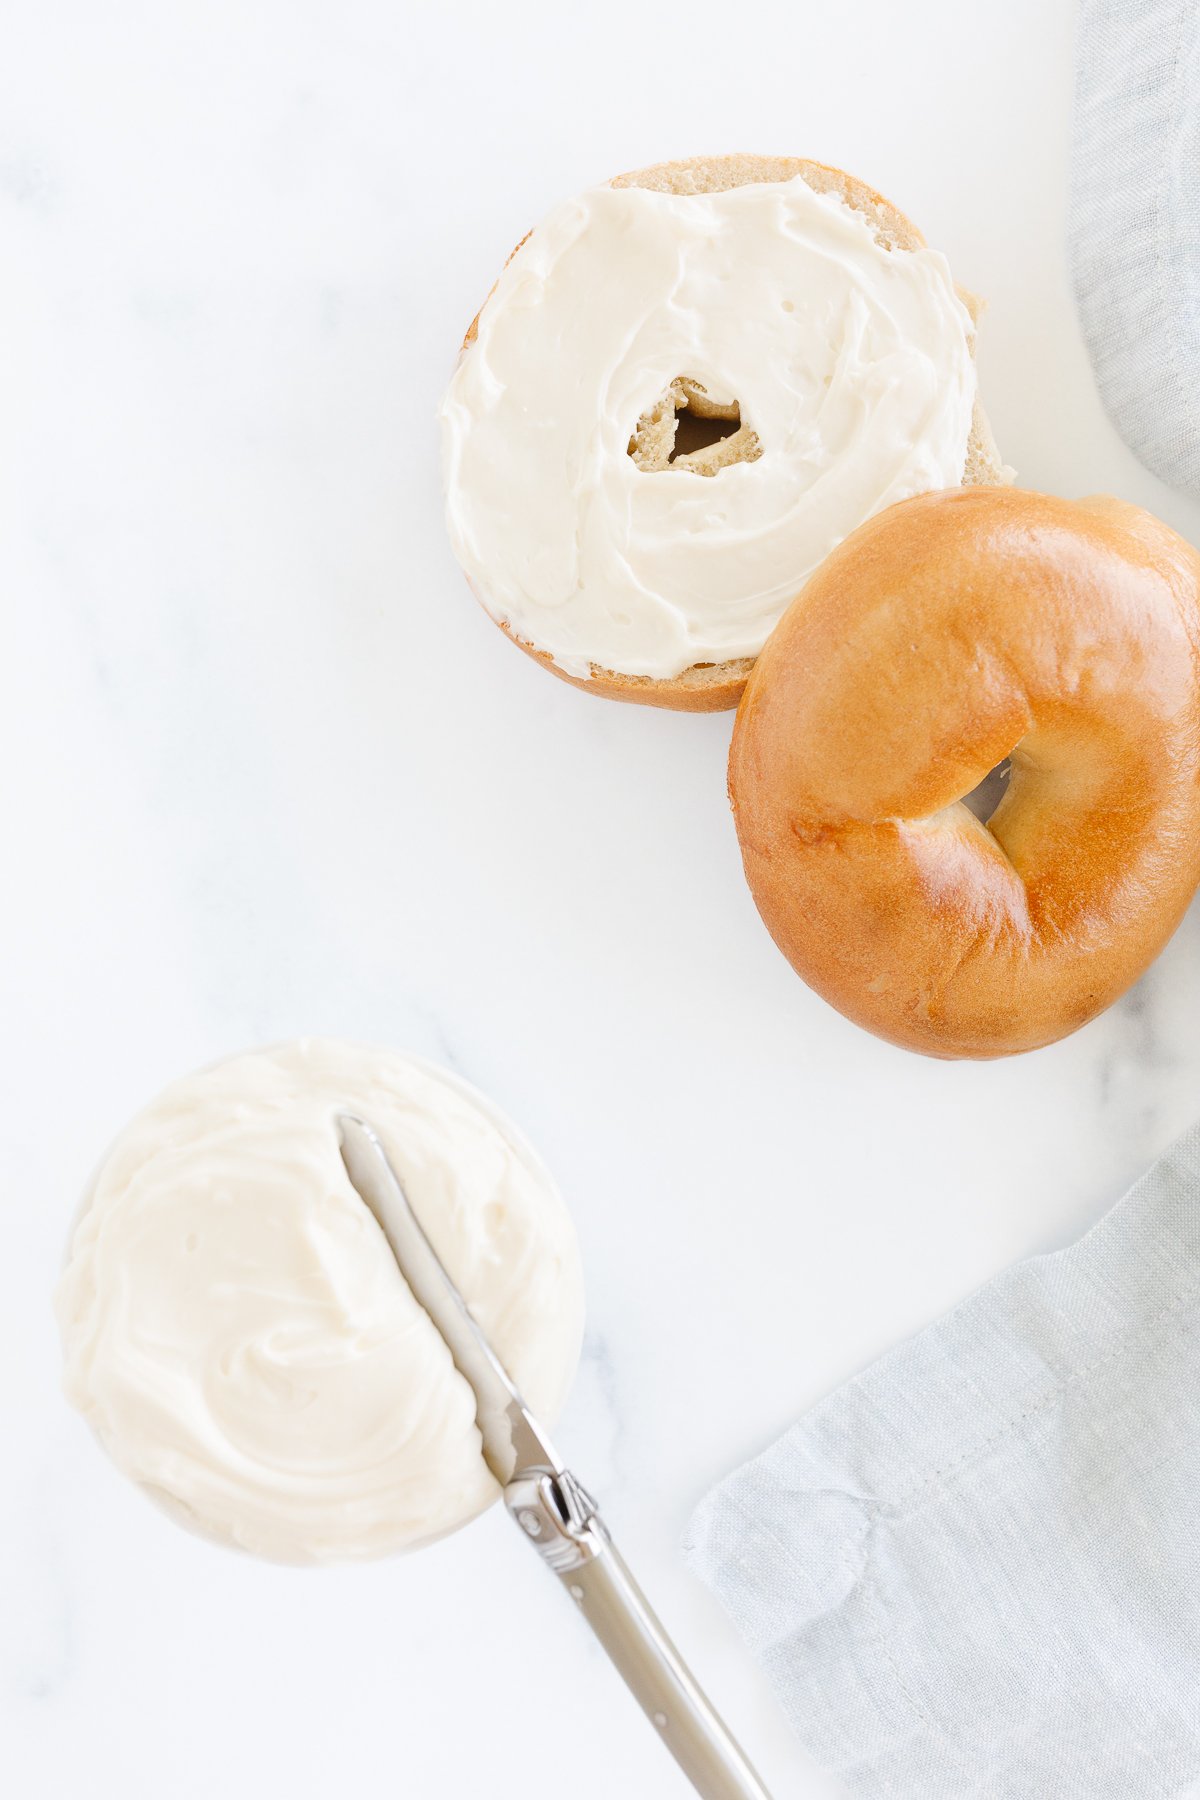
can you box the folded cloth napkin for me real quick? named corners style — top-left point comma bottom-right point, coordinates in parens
top-left (687, 1124), bottom-right (1200, 1798)
top-left (1071, 0), bottom-right (1200, 497)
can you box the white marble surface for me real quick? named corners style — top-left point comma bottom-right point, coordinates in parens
top-left (6, 3), bottom-right (1200, 1796)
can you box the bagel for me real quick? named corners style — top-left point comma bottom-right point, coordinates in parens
top-left (441, 155), bottom-right (1007, 712)
top-left (729, 486), bottom-right (1200, 1057)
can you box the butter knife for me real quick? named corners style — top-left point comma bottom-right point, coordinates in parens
top-left (337, 1113), bottom-right (771, 1800)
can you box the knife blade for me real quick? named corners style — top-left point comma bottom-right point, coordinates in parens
top-left (336, 1112), bottom-right (560, 1487)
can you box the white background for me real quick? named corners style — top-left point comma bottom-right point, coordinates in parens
top-left (6, 2), bottom-right (1200, 1796)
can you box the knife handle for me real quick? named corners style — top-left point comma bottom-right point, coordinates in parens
top-left (561, 1535), bottom-right (773, 1799)
top-left (505, 1472), bottom-right (772, 1799)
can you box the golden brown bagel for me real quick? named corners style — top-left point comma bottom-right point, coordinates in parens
top-left (457, 154), bottom-right (1006, 713)
top-left (729, 486), bottom-right (1200, 1057)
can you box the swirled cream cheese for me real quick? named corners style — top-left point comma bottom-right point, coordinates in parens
top-left (56, 1041), bottom-right (584, 1564)
top-left (440, 175), bottom-right (978, 680)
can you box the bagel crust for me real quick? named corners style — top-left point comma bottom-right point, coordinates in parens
top-left (454, 154), bottom-right (1006, 712)
top-left (729, 486), bottom-right (1200, 1057)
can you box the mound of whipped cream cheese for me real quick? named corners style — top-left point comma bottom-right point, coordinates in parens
top-left (441, 175), bottom-right (978, 681)
top-left (56, 1040), bottom-right (584, 1563)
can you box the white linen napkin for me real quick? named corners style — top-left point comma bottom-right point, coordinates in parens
top-left (1071, 0), bottom-right (1200, 497)
top-left (687, 1123), bottom-right (1200, 1797)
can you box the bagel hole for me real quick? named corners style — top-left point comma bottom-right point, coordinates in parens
top-left (670, 407), bottom-right (743, 460)
top-left (961, 759), bottom-right (1012, 826)
top-left (628, 376), bottom-right (762, 477)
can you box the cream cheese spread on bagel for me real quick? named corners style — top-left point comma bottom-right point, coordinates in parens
top-left (56, 1040), bottom-right (584, 1563)
top-left (441, 172), bottom-right (978, 683)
